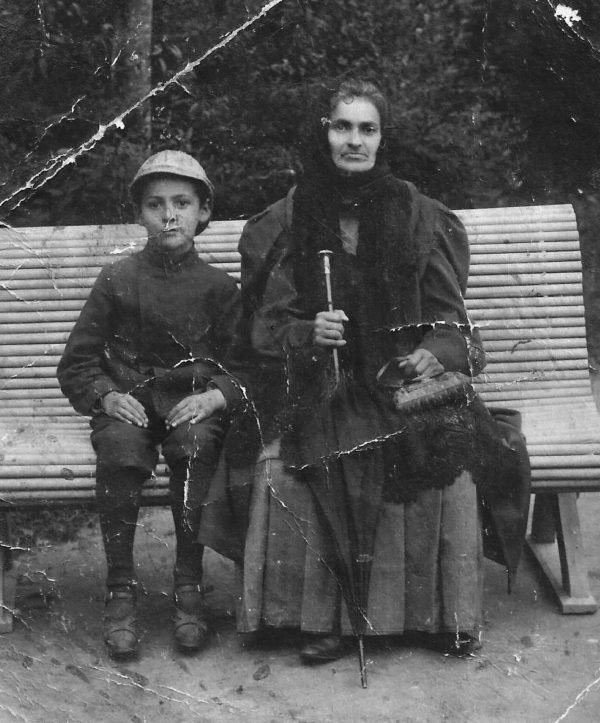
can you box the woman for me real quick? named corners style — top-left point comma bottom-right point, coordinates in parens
top-left (222, 80), bottom-right (516, 663)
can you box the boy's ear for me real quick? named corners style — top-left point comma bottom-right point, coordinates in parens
top-left (199, 198), bottom-right (212, 219)
top-left (197, 199), bottom-right (212, 230)
top-left (198, 198), bottom-right (212, 224)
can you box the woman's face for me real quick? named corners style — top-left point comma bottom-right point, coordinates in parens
top-left (327, 96), bottom-right (382, 174)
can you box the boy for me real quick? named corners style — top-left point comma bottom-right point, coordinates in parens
top-left (57, 151), bottom-right (243, 658)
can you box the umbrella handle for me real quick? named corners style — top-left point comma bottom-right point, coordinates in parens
top-left (358, 635), bottom-right (368, 688)
top-left (318, 249), bottom-right (340, 383)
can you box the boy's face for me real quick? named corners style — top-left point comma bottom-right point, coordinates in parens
top-left (137, 177), bottom-right (211, 254)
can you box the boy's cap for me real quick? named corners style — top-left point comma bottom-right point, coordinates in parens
top-left (130, 150), bottom-right (214, 202)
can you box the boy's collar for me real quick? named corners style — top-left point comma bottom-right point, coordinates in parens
top-left (142, 241), bottom-right (198, 268)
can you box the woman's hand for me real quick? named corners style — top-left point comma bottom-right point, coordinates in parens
top-left (165, 388), bottom-right (226, 429)
top-left (102, 391), bottom-right (149, 427)
top-left (313, 310), bottom-right (349, 348)
top-left (396, 349), bottom-right (444, 381)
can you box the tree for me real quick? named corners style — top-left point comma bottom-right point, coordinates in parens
top-left (111, 0), bottom-right (153, 144)
top-left (0, 0), bottom-right (154, 225)
top-left (484, 0), bottom-right (600, 201)
top-left (5, 0), bottom-right (585, 224)
top-left (163, 0), bottom-right (524, 214)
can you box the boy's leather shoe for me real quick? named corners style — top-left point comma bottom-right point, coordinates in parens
top-left (173, 584), bottom-right (209, 651)
top-left (103, 585), bottom-right (138, 658)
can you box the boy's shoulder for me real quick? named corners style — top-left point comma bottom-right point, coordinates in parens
top-left (96, 248), bottom-right (238, 293)
top-left (95, 251), bottom-right (141, 277)
top-left (94, 249), bottom-right (148, 281)
top-left (195, 253), bottom-right (239, 290)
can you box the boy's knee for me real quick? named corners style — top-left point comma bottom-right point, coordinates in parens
top-left (92, 418), bottom-right (157, 476)
top-left (163, 417), bottom-right (226, 465)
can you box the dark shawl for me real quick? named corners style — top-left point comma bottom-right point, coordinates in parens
top-left (256, 125), bottom-right (513, 503)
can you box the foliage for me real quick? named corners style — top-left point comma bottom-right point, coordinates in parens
top-left (12, 507), bottom-right (95, 547)
top-left (157, 0), bottom-right (526, 213)
top-left (1, 0), bottom-right (599, 224)
top-left (483, 0), bottom-right (600, 202)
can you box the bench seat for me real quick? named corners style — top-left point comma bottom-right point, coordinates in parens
top-left (1, 204), bottom-right (599, 631)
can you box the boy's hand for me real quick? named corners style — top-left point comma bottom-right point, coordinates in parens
top-left (166, 389), bottom-right (226, 428)
top-left (102, 391), bottom-right (149, 427)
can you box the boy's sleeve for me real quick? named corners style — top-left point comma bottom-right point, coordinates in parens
top-left (56, 266), bottom-right (118, 415)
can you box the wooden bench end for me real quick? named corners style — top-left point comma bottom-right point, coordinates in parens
top-left (526, 535), bottom-right (598, 614)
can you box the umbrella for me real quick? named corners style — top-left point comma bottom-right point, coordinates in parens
top-left (302, 250), bottom-right (387, 687)
top-left (305, 448), bottom-right (384, 689)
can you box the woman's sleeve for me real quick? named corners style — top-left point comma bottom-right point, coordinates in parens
top-left (206, 277), bottom-right (246, 413)
top-left (240, 206), bottom-right (314, 360)
top-left (417, 203), bottom-right (485, 375)
top-left (250, 242), bottom-right (315, 359)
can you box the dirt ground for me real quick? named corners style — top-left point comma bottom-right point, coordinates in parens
top-left (0, 492), bottom-right (600, 723)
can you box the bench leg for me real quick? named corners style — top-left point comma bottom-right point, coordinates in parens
top-left (530, 494), bottom-right (556, 543)
top-left (0, 511), bottom-right (17, 632)
top-left (526, 492), bottom-right (597, 614)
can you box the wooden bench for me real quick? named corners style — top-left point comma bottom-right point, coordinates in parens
top-left (0, 203), bottom-right (598, 633)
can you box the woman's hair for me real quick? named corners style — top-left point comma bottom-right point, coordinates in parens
top-left (297, 79), bottom-right (390, 175)
top-left (326, 79), bottom-right (389, 129)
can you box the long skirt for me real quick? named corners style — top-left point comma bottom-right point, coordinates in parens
top-left (237, 440), bottom-right (483, 637)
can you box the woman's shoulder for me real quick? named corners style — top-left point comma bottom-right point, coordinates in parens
top-left (238, 190), bottom-right (296, 271)
top-left (242, 189), bottom-right (294, 238)
top-left (403, 183), bottom-right (467, 245)
top-left (402, 182), bottom-right (457, 225)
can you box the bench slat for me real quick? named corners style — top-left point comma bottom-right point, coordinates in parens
top-left (0, 319), bottom-right (570, 336)
top-left (3, 259), bottom-right (585, 281)
top-left (481, 328), bottom-right (586, 340)
top-left (0, 389), bottom-right (71, 399)
top-left (467, 273), bottom-right (581, 286)
top-left (0, 252), bottom-right (241, 276)
top-left (478, 389), bottom-right (592, 402)
top-left (0, 378), bottom-right (62, 389)
top-left (0, 407), bottom-right (83, 416)
top-left (481, 362), bottom-right (589, 374)
top-left (471, 246), bottom-right (581, 258)
top-left (0, 465), bottom-right (96, 478)
top-left (0, 490), bottom-right (169, 506)
top-left (0, 325), bottom-right (576, 346)
top-left (479, 317), bottom-right (586, 329)
top-left (1, 348), bottom-right (589, 366)
top-left (467, 296), bottom-right (584, 309)
top-left (0, 322), bottom-right (79, 333)
top-left (455, 204), bottom-right (575, 220)
top-left (0, 220), bottom-right (245, 239)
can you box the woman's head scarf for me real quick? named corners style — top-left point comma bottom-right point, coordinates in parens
top-left (291, 80), bottom-right (427, 331)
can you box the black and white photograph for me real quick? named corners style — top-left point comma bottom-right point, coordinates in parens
top-left (1, 2), bottom-right (600, 721)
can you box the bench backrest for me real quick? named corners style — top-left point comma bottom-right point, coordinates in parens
top-left (460, 204), bottom-right (588, 407)
top-left (0, 204), bottom-right (589, 420)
